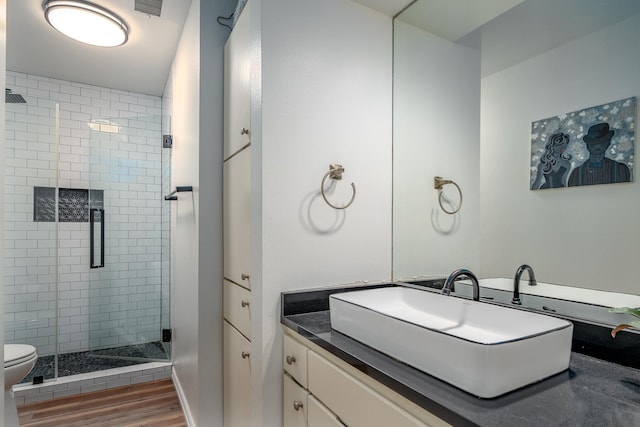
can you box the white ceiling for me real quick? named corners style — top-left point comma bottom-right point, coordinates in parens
top-left (396, 0), bottom-right (524, 41)
top-left (394, 0), bottom-right (640, 77)
top-left (7, 0), bottom-right (194, 96)
top-left (479, 0), bottom-right (640, 76)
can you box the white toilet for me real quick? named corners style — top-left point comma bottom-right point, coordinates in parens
top-left (4, 344), bottom-right (38, 427)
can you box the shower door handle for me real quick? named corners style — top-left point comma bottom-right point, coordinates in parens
top-left (90, 209), bottom-right (105, 268)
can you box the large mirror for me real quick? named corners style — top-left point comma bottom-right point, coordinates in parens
top-left (393, 0), bottom-right (640, 304)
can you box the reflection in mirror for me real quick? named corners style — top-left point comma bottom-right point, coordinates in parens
top-left (393, 0), bottom-right (640, 320)
top-left (456, 278), bottom-right (640, 328)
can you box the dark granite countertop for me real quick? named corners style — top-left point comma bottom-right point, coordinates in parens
top-left (281, 284), bottom-right (640, 427)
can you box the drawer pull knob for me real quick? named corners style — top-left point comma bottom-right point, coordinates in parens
top-left (241, 300), bottom-right (250, 308)
top-left (241, 351), bottom-right (250, 359)
top-left (293, 400), bottom-right (304, 411)
top-left (241, 273), bottom-right (250, 281)
top-left (241, 128), bottom-right (250, 135)
top-left (286, 355), bottom-right (296, 365)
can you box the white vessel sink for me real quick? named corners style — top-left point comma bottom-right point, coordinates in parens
top-left (329, 286), bottom-right (573, 398)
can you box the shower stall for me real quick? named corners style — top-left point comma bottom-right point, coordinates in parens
top-left (4, 71), bottom-right (172, 383)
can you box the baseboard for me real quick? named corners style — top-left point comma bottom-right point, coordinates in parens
top-left (172, 368), bottom-right (195, 427)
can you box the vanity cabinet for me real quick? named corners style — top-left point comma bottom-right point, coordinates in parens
top-left (283, 328), bottom-right (450, 427)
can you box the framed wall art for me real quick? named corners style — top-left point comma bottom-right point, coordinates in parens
top-left (530, 97), bottom-right (636, 190)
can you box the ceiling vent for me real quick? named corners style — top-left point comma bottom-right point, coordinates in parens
top-left (134, 0), bottom-right (162, 17)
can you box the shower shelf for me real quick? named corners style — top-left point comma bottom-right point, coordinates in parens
top-left (164, 186), bottom-right (193, 201)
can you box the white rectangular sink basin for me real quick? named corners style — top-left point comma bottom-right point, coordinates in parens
top-left (330, 287), bottom-right (573, 398)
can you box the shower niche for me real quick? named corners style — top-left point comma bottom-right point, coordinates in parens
top-left (34, 187), bottom-right (104, 223)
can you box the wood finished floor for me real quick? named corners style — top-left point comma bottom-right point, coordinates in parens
top-left (17, 378), bottom-right (187, 427)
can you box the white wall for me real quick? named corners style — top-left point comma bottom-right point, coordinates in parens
top-left (480, 13), bottom-right (640, 293)
top-left (197, 0), bottom-right (234, 424)
top-left (166, 0), bottom-right (234, 425)
top-left (393, 21), bottom-right (481, 280)
top-left (253, 0), bottom-right (393, 424)
top-left (165, 1), bottom-right (200, 423)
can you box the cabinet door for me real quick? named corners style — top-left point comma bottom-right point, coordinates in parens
top-left (308, 351), bottom-right (426, 427)
top-left (283, 334), bottom-right (308, 388)
top-left (283, 374), bottom-right (308, 427)
top-left (223, 1), bottom-right (251, 159)
top-left (223, 321), bottom-right (251, 427)
top-left (223, 146), bottom-right (251, 288)
top-left (308, 395), bottom-right (345, 427)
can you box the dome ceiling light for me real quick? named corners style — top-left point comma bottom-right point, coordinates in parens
top-left (43, 0), bottom-right (129, 47)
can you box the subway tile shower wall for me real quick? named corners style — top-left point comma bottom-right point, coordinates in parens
top-left (4, 71), bottom-right (164, 357)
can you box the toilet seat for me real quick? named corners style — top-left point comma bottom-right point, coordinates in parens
top-left (4, 344), bottom-right (37, 369)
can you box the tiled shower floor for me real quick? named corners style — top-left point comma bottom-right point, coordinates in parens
top-left (20, 342), bottom-right (169, 384)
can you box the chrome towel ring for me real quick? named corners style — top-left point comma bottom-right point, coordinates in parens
top-left (434, 176), bottom-right (462, 214)
top-left (321, 164), bottom-right (356, 210)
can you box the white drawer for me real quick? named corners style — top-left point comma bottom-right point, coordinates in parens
top-left (283, 374), bottom-right (308, 427)
top-left (283, 334), bottom-right (308, 388)
top-left (223, 279), bottom-right (251, 339)
top-left (308, 395), bottom-right (345, 427)
top-left (308, 351), bottom-right (427, 427)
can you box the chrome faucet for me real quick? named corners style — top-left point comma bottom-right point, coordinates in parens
top-left (442, 268), bottom-right (479, 301)
top-left (512, 264), bottom-right (537, 305)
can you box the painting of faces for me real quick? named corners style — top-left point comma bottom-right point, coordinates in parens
top-left (530, 97), bottom-right (635, 190)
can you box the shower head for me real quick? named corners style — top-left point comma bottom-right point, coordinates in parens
top-left (5, 89), bottom-right (26, 104)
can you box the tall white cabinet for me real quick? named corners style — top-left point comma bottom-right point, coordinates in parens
top-left (223, 3), bottom-right (252, 426)
top-left (220, 0), bottom-right (395, 425)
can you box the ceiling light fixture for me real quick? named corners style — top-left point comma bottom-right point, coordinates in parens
top-left (43, 0), bottom-right (129, 47)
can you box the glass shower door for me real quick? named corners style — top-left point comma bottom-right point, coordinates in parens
top-left (84, 114), bottom-right (170, 367)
